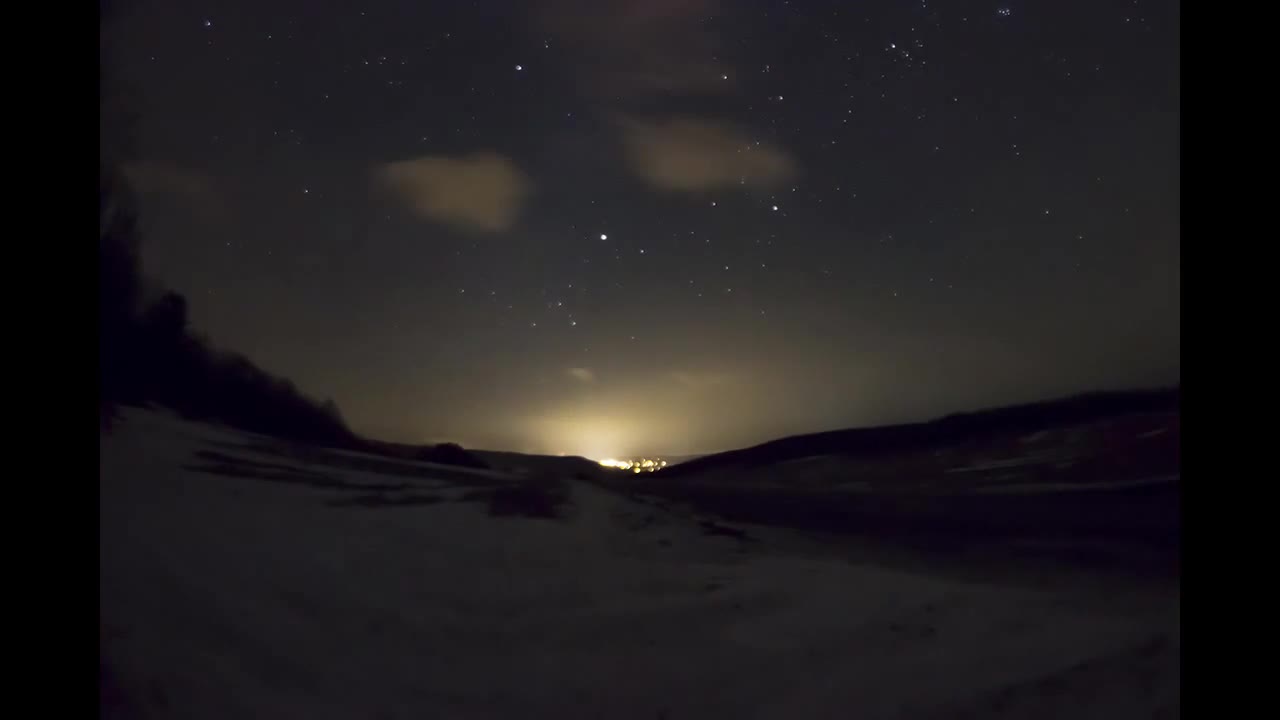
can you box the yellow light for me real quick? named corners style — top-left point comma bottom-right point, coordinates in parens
top-left (598, 457), bottom-right (666, 473)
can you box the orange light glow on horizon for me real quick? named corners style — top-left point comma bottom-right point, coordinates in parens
top-left (597, 458), bottom-right (667, 472)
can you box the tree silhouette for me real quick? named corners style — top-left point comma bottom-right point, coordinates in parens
top-left (95, 2), bottom-right (482, 465)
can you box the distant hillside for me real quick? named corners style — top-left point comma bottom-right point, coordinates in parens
top-left (471, 450), bottom-right (608, 480)
top-left (656, 454), bottom-right (707, 467)
top-left (661, 388), bottom-right (1179, 478)
top-left (613, 388), bottom-right (1179, 549)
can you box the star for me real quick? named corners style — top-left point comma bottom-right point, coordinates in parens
top-left (101, 0), bottom-right (1179, 471)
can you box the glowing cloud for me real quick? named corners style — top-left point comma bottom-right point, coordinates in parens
top-left (534, 0), bottom-right (729, 99)
top-left (616, 115), bottom-right (797, 193)
top-left (567, 367), bottom-right (596, 383)
top-left (377, 152), bottom-right (530, 232)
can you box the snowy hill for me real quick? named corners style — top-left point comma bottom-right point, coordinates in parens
top-left (101, 409), bottom-right (1178, 719)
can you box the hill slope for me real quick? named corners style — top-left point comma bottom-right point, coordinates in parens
top-left (101, 409), bottom-right (1178, 719)
top-left (664, 388), bottom-right (1179, 478)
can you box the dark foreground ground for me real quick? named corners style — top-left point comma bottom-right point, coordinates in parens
top-left (609, 392), bottom-right (1179, 582)
top-left (101, 407), bottom-right (1178, 719)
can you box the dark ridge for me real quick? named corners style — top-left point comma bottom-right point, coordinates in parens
top-left (661, 388), bottom-right (1180, 477)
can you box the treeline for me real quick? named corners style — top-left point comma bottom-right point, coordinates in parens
top-left (99, 15), bottom-right (482, 464)
top-left (99, 166), bottom-right (356, 448)
top-left (98, 8), bottom-right (354, 449)
top-left (98, 166), bottom-right (486, 467)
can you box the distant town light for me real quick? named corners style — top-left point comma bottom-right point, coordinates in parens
top-left (598, 457), bottom-right (666, 473)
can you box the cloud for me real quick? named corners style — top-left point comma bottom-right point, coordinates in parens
top-left (530, 3), bottom-right (802, 195)
top-left (567, 367), bottom-right (596, 383)
top-left (535, 0), bottom-right (728, 100)
top-left (377, 152), bottom-right (530, 232)
top-left (617, 116), bottom-right (797, 193)
top-left (123, 162), bottom-right (220, 213)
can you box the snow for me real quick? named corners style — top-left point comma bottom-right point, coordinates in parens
top-left (1018, 430), bottom-right (1050, 444)
top-left (101, 409), bottom-right (1178, 719)
top-left (945, 455), bottom-right (1060, 473)
top-left (970, 474), bottom-right (1179, 495)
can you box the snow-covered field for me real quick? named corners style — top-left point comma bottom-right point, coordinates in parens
top-left (101, 409), bottom-right (1179, 719)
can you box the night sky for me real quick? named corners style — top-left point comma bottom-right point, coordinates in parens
top-left (104, 0), bottom-right (1179, 458)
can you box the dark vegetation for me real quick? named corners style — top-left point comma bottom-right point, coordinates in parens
top-left (359, 439), bottom-right (490, 469)
top-left (473, 450), bottom-right (606, 480)
top-left (100, 158), bottom-right (343, 448)
top-left (99, 10), bottom-right (483, 467)
top-left (98, 163), bottom-right (488, 461)
top-left (99, 167), bottom-right (487, 465)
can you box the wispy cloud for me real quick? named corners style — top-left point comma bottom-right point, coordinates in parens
top-left (376, 152), bottom-right (530, 232)
top-left (567, 367), bottom-right (596, 383)
top-left (535, 0), bottom-right (729, 100)
top-left (617, 115), bottom-right (797, 193)
top-left (529, 2), bottom-right (801, 198)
